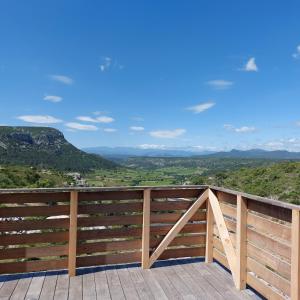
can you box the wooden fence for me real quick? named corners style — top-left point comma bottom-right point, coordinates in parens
top-left (0, 185), bottom-right (299, 299)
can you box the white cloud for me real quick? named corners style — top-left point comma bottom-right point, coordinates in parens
top-left (103, 128), bottom-right (117, 132)
top-left (292, 45), bottom-right (300, 59)
top-left (187, 102), bottom-right (215, 114)
top-left (235, 126), bottom-right (256, 133)
top-left (224, 124), bottom-right (256, 133)
top-left (43, 95), bottom-right (62, 103)
top-left (243, 57), bottom-right (258, 72)
top-left (130, 126), bottom-right (144, 131)
top-left (99, 57), bottom-right (112, 72)
top-left (76, 115), bottom-right (115, 123)
top-left (76, 116), bottom-right (98, 123)
top-left (138, 144), bottom-right (166, 150)
top-left (206, 80), bottom-right (233, 90)
top-left (65, 122), bottom-right (98, 131)
top-left (50, 75), bottom-right (73, 85)
top-left (96, 116), bottom-right (114, 123)
top-left (99, 57), bottom-right (124, 72)
top-left (150, 128), bottom-right (186, 139)
top-left (17, 115), bottom-right (62, 124)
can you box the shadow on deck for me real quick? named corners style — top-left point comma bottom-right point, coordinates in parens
top-left (0, 258), bottom-right (261, 300)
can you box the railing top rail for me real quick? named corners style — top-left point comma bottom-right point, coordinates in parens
top-left (210, 185), bottom-right (300, 212)
top-left (0, 184), bottom-right (299, 212)
top-left (0, 185), bottom-right (207, 194)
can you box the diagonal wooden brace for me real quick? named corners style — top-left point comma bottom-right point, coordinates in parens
top-left (208, 189), bottom-right (238, 288)
top-left (148, 189), bottom-right (209, 268)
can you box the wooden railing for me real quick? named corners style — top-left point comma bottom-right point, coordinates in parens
top-left (0, 185), bottom-right (299, 299)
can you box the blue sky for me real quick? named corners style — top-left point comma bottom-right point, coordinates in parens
top-left (1, 1), bottom-right (300, 151)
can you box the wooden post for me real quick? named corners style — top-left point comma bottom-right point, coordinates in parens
top-left (205, 199), bottom-right (213, 263)
top-left (291, 209), bottom-right (300, 300)
top-left (142, 189), bottom-right (151, 269)
top-left (68, 191), bottom-right (78, 276)
top-left (236, 195), bottom-right (247, 290)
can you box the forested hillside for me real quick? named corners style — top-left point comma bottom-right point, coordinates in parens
top-left (192, 161), bottom-right (300, 204)
top-left (0, 126), bottom-right (118, 172)
top-left (0, 165), bottom-right (74, 188)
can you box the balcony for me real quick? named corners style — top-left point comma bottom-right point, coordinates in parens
top-left (0, 185), bottom-right (298, 299)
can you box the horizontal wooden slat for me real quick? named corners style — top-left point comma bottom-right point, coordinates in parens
top-left (213, 233), bottom-right (291, 282)
top-left (247, 198), bottom-right (292, 223)
top-left (78, 202), bottom-right (143, 214)
top-left (247, 211), bottom-right (291, 243)
top-left (246, 272), bottom-right (284, 300)
top-left (77, 235), bottom-right (206, 255)
top-left (151, 212), bottom-right (206, 223)
top-left (0, 231), bottom-right (69, 246)
top-left (77, 223), bottom-right (206, 241)
top-left (213, 248), bottom-right (285, 300)
top-left (219, 202), bottom-right (236, 219)
top-left (219, 217), bottom-right (291, 261)
top-left (77, 251), bottom-right (141, 267)
top-left (247, 242), bottom-right (291, 281)
top-left (0, 192), bottom-right (69, 204)
top-left (0, 205), bottom-right (70, 217)
top-left (77, 215), bottom-right (143, 227)
top-left (78, 190), bottom-right (143, 201)
top-left (0, 259), bottom-right (68, 274)
top-left (0, 218), bottom-right (69, 232)
top-left (77, 201), bottom-right (202, 216)
top-left (77, 247), bottom-right (205, 268)
top-left (77, 212), bottom-right (206, 228)
top-left (247, 256), bottom-right (290, 296)
top-left (0, 245), bottom-right (68, 260)
top-left (151, 188), bottom-right (203, 199)
top-left (247, 227), bottom-right (291, 261)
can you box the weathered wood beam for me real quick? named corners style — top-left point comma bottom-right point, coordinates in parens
top-left (142, 189), bottom-right (151, 269)
top-left (208, 189), bottom-right (238, 288)
top-left (68, 191), bottom-right (78, 276)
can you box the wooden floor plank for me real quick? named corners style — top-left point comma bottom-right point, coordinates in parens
top-left (128, 267), bottom-right (154, 300)
top-left (69, 275), bottom-right (83, 300)
top-left (10, 277), bottom-right (32, 300)
top-left (0, 279), bottom-right (19, 300)
top-left (0, 260), bottom-right (258, 300)
top-left (105, 268), bottom-right (125, 300)
top-left (94, 270), bottom-right (111, 300)
top-left (173, 262), bottom-right (218, 300)
top-left (83, 273), bottom-right (96, 300)
top-left (116, 267), bottom-right (139, 300)
top-left (39, 275), bottom-right (58, 300)
top-left (150, 267), bottom-right (182, 300)
top-left (26, 275), bottom-right (45, 300)
top-left (140, 268), bottom-right (168, 300)
top-left (182, 263), bottom-right (224, 300)
top-left (159, 263), bottom-right (196, 299)
top-left (54, 274), bottom-right (69, 300)
top-left (199, 263), bottom-right (245, 300)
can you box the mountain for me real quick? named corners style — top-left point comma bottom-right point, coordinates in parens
top-left (0, 126), bottom-right (117, 171)
top-left (83, 146), bottom-right (214, 158)
top-left (205, 149), bottom-right (300, 160)
top-left (83, 146), bottom-right (300, 160)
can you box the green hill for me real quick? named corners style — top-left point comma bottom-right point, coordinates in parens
top-left (192, 161), bottom-right (300, 204)
top-left (0, 126), bottom-right (117, 172)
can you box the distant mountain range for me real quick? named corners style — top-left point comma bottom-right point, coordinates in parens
top-left (0, 126), bottom-right (117, 171)
top-left (84, 146), bottom-right (300, 160)
top-left (82, 146), bottom-right (214, 158)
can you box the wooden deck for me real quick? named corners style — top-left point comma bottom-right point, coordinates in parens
top-left (0, 259), bottom-right (259, 300)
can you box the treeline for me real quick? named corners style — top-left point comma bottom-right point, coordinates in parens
top-left (191, 161), bottom-right (300, 204)
top-left (0, 165), bottom-right (74, 188)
